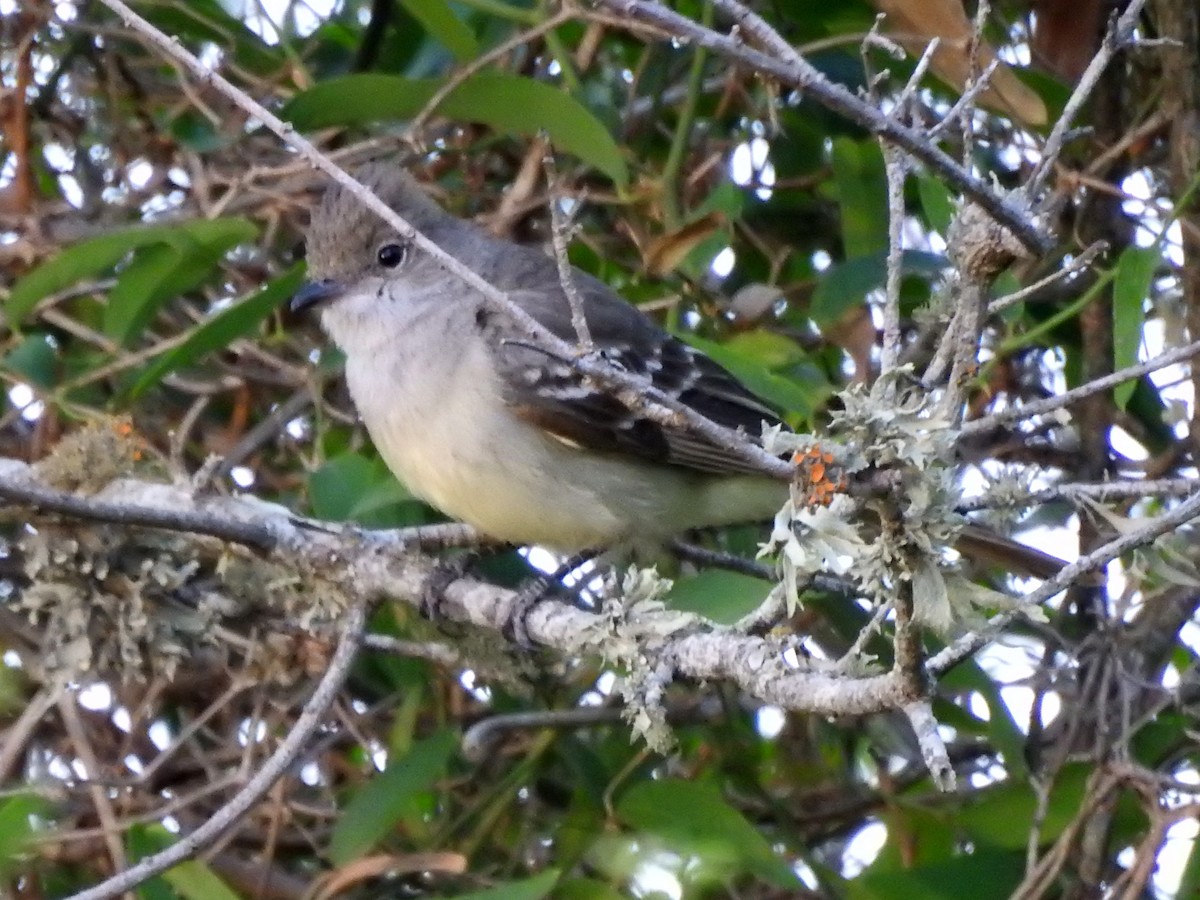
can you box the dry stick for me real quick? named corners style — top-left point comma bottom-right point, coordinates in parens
top-left (0, 464), bottom-right (277, 550)
top-left (873, 31), bottom-right (934, 375)
top-left (1024, 0), bottom-right (1149, 201)
top-left (928, 58), bottom-right (1001, 140)
top-left (904, 700), bottom-right (954, 791)
top-left (960, 336), bottom-right (1200, 438)
top-left (0, 685), bottom-right (62, 783)
top-left (360, 634), bottom-right (465, 667)
top-left (880, 144), bottom-right (907, 374)
top-left (94, 0), bottom-right (790, 481)
top-left (927, 487), bottom-right (1200, 676)
top-left (0, 457), bottom-right (480, 556)
top-left (65, 600), bottom-right (368, 900)
top-left (940, 279), bottom-right (989, 422)
top-left (989, 240), bottom-right (1108, 314)
top-left (605, 0), bottom-right (1047, 253)
top-left (959, 0), bottom-right (990, 166)
top-left (543, 154), bottom-right (593, 349)
top-left (58, 698), bottom-right (128, 877)
top-left (958, 477), bottom-right (1200, 512)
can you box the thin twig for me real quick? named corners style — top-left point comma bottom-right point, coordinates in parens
top-left (407, 7), bottom-right (573, 136)
top-left (605, 0), bottom-right (1048, 253)
top-left (960, 337), bottom-right (1200, 437)
top-left (958, 477), bottom-right (1200, 512)
top-left (1024, 0), bottom-right (1149, 200)
top-left (361, 634), bottom-right (465, 667)
top-left (543, 154), bottom-right (592, 349)
top-left (928, 58), bottom-right (1001, 140)
top-left (880, 144), bottom-right (907, 374)
top-left (0, 461), bottom-right (277, 550)
top-left (940, 279), bottom-right (989, 422)
top-left (928, 488), bottom-right (1200, 676)
top-left (58, 698), bottom-right (129, 882)
top-left (904, 700), bottom-right (955, 791)
top-left (989, 241), bottom-right (1107, 314)
top-left (959, 0), bottom-right (990, 166)
top-left (65, 600), bottom-right (368, 900)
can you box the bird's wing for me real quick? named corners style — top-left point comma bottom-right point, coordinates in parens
top-left (483, 248), bottom-right (783, 477)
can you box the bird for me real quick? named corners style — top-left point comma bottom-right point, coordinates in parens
top-left (293, 163), bottom-right (1066, 579)
top-left (294, 163), bottom-right (788, 553)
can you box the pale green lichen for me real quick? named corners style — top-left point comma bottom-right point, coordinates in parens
top-left (570, 566), bottom-right (691, 753)
top-left (762, 369), bottom-right (992, 632)
top-left (10, 518), bottom-right (349, 685)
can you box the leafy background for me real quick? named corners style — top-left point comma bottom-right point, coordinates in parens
top-left (1, 0), bottom-right (1198, 897)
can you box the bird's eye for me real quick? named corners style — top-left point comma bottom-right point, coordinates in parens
top-left (377, 243), bottom-right (407, 268)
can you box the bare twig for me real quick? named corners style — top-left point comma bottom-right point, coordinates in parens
top-left (939, 279), bottom-right (989, 421)
top-left (989, 241), bottom-right (1108, 313)
top-left (57, 699), bottom-right (128, 876)
top-left (928, 58), bottom-right (1001, 140)
top-left (543, 154), bottom-right (592, 349)
top-left (600, 0), bottom-right (1049, 253)
top-left (880, 144), bottom-right (907, 373)
top-left (0, 461), bottom-right (277, 550)
top-left (65, 599), bottom-right (368, 900)
top-left (960, 337), bottom-right (1200, 437)
top-left (904, 700), bottom-right (955, 791)
top-left (958, 477), bottom-right (1200, 511)
top-left (1024, 0), bottom-right (1149, 200)
top-left (407, 7), bottom-right (574, 136)
top-left (928, 488), bottom-right (1200, 676)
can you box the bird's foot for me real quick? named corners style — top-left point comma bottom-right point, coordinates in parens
top-left (503, 575), bottom-right (554, 649)
top-left (419, 552), bottom-right (480, 622)
top-left (504, 550), bottom-right (600, 649)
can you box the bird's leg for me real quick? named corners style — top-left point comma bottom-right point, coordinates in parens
top-left (419, 544), bottom-right (517, 622)
top-left (506, 550), bottom-right (600, 648)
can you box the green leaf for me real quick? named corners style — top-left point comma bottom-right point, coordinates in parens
top-left (141, 0), bottom-right (282, 75)
top-left (3, 333), bottom-right (58, 389)
top-left (6, 218), bottom-right (257, 330)
top-left (917, 175), bottom-right (954, 233)
top-left (1113, 245), bottom-right (1157, 409)
top-left (104, 219), bottom-right (258, 345)
top-left (852, 843), bottom-right (1023, 900)
top-left (129, 265), bottom-right (302, 397)
top-left (552, 878), bottom-right (627, 900)
top-left (283, 73), bottom-right (628, 187)
top-left (128, 825), bottom-right (239, 900)
top-left (830, 137), bottom-right (888, 258)
top-left (0, 794), bottom-right (43, 877)
top-left (330, 729), bottom-right (458, 864)
top-left (448, 870), bottom-right (561, 900)
top-left (809, 251), bottom-right (886, 324)
top-left (398, 0), bottom-right (480, 61)
top-left (160, 861), bottom-right (240, 900)
top-left (617, 779), bottom-right (801, 889)
top-left (667, 570), bottom-right (772, 624)
top-left (809, 250), bottom-right (946, 325)
top-left (683, 332), bottom-right (828, 421)
top-left (308, 452), bottom-right (422, 526)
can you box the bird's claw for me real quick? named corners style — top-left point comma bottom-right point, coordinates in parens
top-left (420, 553), bottom-right (478, 622)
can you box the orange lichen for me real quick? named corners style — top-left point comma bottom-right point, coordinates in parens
top-left (791, 446), bottom-right (847, 508)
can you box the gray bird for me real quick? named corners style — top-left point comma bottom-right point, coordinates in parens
top-left (293, 164), bottom-right (1066, 581)
top-left (293, 164), bottom-right (785, 552)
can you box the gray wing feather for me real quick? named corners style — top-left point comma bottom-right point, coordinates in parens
top-left (475, 242), bottom-right (783, 476)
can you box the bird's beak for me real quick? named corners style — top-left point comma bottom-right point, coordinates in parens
top-left (290, 278), bottom-right (346, 314)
